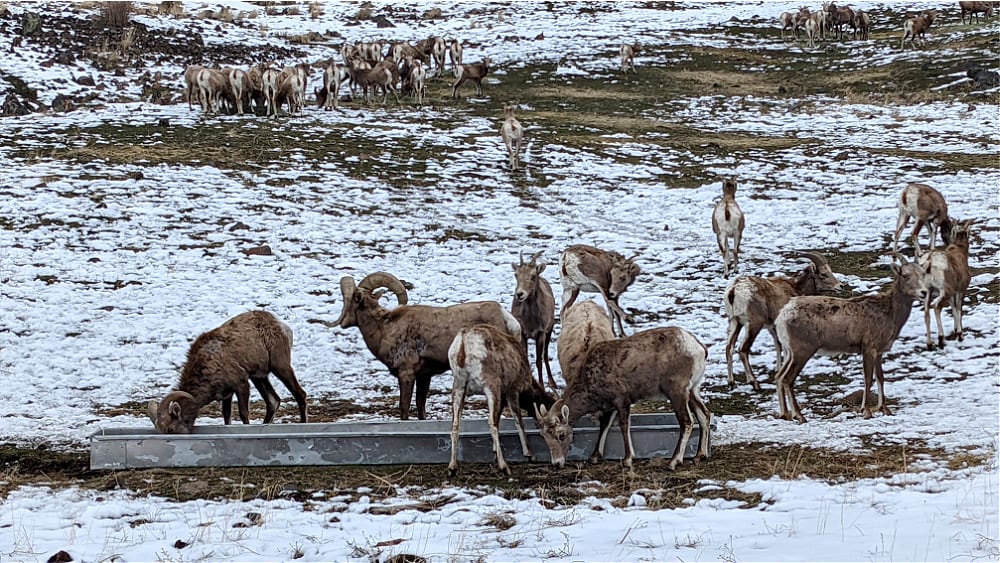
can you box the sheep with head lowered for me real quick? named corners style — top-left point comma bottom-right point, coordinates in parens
top-left (148, 310), bottom-right (308, 434)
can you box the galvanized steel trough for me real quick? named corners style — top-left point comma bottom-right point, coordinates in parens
top-left (89, 413), bottom-right (712, 470)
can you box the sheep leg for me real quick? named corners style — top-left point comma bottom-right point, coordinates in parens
top-left (235, 380), bottom-right (252, 424)
top-left (541, 332), bottom-right (557, 389)
top-left (738, 324), bottom-right (763, 390)
top-left (398, 373), bottom-right (415, 420)
top-left (767, 325), bottom-right (782, 381)
top-left (908, 220), bottom-right (926, 257)
top-left (617, 405), bottom-right (636, 469)
top-left (508, 393), bottom-right (534, 461)
top-left (667, 396), bottom-right (692, 471)
top-left (221, 395), bottom-right (233, 425)
top-left (933, 301), bottom-right (946, 348)
top-left (250, 376), bottom-right (281, 424)
top-left (892, 212), bottom-right (910, 255)
top-left (950, 293), bottom-right (965, 341)
top-left (874, 356), bottom-right (891, 416)
top-left (595, 410), bottom-right (618, 461)
top-left (923, 294), bottom-right (936, 349)
top-left (485, 389), bottom-right (510, 474)
top-left (690, 390), bottom-right (711, 463)
top-left (272, 364), bottom-right (308, 422)
top-left (724, 318), bottom-right (742, 388)
top-left (860, 352), bottom-right (876, 419)
top-left (448, 383), bottom-right (465, 476)
top-left (560, 287), bottom-right (580, 317)
top-left (590, 410), bottom-right (616, 464)
top-left (732, 229), bottom-right (742, 274)
top-left (415, 374), bottom-right (432, 420)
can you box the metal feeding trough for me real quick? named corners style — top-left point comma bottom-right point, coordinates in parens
top-left (89, 413), bottom-right (713, 470)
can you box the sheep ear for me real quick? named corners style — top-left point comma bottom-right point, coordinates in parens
top-left (559, 404), bottom-right (570, 422)
top-left (511, 262), bottom-right (518, 270)
top-left (168, 400), bottom-right (182, 418)
top-left (535, 403), bottom-right (548, 418)
top-left (147, 400), bottom-right (159, 423)
top-left (536, 263), bottom-right (547, 274)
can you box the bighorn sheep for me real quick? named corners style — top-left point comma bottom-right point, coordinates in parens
top-left (447, 39), bottom-right (464, 77)
top-left (452, 57), bottom-right (491, 98)
top-left (724, 252), bottom-right (842, 390)
top-left (447, 325), bottom-right (556, 475)
top-left (535, 327), bottom-right (711, 470)
top-left (416, 36), bottom-right (446, 76)
top-left (195, 67), bottom-right (228, 113)
top-left (892, 183), bottom-right (954, 258)
top-left (500, 104), bottom-right (524, 171)
top-left (559, 244), bottom-right (641, 337)
top-left (147, 310), bottom-right (308, 434)
top-left (407, 58), bottom-right (427, 104)
top-left (619, 42), bottom-right (640, 73)
top-left (772, 255), bottom-right (929, 423)
top-left (261, 66), bottom-right (281, 117)
top-left (853, 9), bottom-right (871, 40)
top-left (183, 64), bottom-right (203, 110)
top-left (317, 60), bottom-right (349, 110)
top-left (712, 177), bottom-right (745, 279)
top-left (901, 10), bottom-right (936, 49)
top-left (510, 250), bottom-right (556, 389)
top-left (336, 272), bottom-right (521, 420)
top-left (804, 13), bottom-right (821, 48)
top-left (825, 3), bottom-right (856, 39)
top-left (919, 221), bottom-right (974, 349)
top-left (556, 300), bottom-right (615, 388)
top-left (348, 59), bottom-right (399, 105)
top-left (223, 67), bottom-right (251, 115)
top-left (960, 1), bottom-right (995, 24)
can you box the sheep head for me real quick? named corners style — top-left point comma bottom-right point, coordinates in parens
top-left (800, 251), bottom-right (842, 293)
top-left (534, 399), bottom-right (572, 468)
top-left (512, 250), bottom-right (546, 302)
top-left (608, 253), bottom-right (641, 300)
top-left (336, 272), bottom-right (409, 328)
top-left (148, 391), bottom-right (198, 434)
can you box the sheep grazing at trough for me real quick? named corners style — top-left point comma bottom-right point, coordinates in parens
top-left (892, 183), bottom-right (954, 258)
top-left (919, 220), bottom-right (974, 349)
top-left (557, 300), bottom-right (615, 389)
top-left (183, 64), bottom-right (203, 110)
top-left (901, 10), bottom-right (937, 49)
top-left (723, 252), bottom-right (842, 390)
top-left (448, 39), bottom-right (464, 77)
top-left (452, 57), bottom-right (492, 98)
top-left (619, 42), bottom-right (640, 73)
top-left (336, 272), bottom-right (522, 420)
top-left (147, 311), bottom-right (309, 434)
top-left (535, 326), bottom-right (711, 470)
top-left (510, 250), bottom-right (556, 389)
top-left (960, 1), bottom-right (994, 24)
top-left (712, 177), bottom-right (745, 279)
top-left (559, 244), bottom-right (641, 338)
top-left (447, 325), bottom-right (556, 475)
top-left (500, 104), bottom-right (525, 171)
top-left (772, 255), bottom-right (929, 423)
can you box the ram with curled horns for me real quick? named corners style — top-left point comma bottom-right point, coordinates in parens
top-left (336, 272), bottom-right (523, 420)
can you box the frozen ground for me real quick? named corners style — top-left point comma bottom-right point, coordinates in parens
top-left (0, 1), bottom-right (997, 562)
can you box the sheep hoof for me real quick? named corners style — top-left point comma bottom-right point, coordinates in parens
top-left (447, 466), bottom-right (458, 477)
top-left (880, 406), bottom-right (893, 416)
top-left (862, 408), bottom-right (873, 419)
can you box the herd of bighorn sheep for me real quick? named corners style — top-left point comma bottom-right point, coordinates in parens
top-left (149, 5), bottom-right (983, 472)
top-left (779, 2), bottom-right (992, 50)
top-left (148, 177), bottom-right (976, 474)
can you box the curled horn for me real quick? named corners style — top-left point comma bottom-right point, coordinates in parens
top-left (334, 276), bottom-right (358, 327)
top-left (892, 251), bottom-right (909, 265)
top-left (800, 251), bottom-right (829, 269)
top-left (358, 272), bottom-right (409, 305)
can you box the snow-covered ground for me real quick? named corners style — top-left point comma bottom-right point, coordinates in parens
top-left (0, 2), bottom-right (997, 561)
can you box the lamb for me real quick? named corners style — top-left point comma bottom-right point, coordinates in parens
top-left (892, 183), bottom-right (954, 258)
top-left (335, 272), bottom-right (522, 420)
top-left (447, 325), bottom-right (556, 475)
top-left (556, 300), bottom-right (615, 388)
top-left (447, 39), bottom-right (464, 78)
top-left (534, 326), bottom-right (711, 470)
top-left (919, 221), bottom-right (974, 349)
top-left (147, 310), bottom-right (309, 434)
top-left (500, 104), bottom-right (525, 171)
top-left (510, 250), bottom-right (556, 389)
top-left (348, 59), bottom-right (399, 105)
top-left (723, 252), bottom-right (842, 390)
top-left (619, 42), bottom-right (640, 73)
top-left (901, 10), bottom-right (936, 49)
top-left (711, 177), bottom-right (745, 278)
top-left (772, 255), bottom-right (929, 423)
top-left (559, 244), bottom-right (641, 337)
top-left (960, 1), bottom-right (995, 24)
top-left (452, 57), bottom-right (491, 98)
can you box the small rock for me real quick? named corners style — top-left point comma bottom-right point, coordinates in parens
top-left (173, 540), bottom-right (189, 549)
top-left (421, 7), bottom-right (442, 19)
top-left (2, 93), bottom-right (32, 116)
top-left (21, 12), bottom-right (41, 35)
top-left (51, 94), bottom-right (75, 113)
top-left (243, 245), bottom-right (273, 256)
top-left (75, 75), bottom-right (96, 86)
top-left (374, 15), bottom-right (395, 28)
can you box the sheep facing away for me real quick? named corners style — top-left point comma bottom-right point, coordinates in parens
top-left (147, 310), bottom-right (309, 434)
